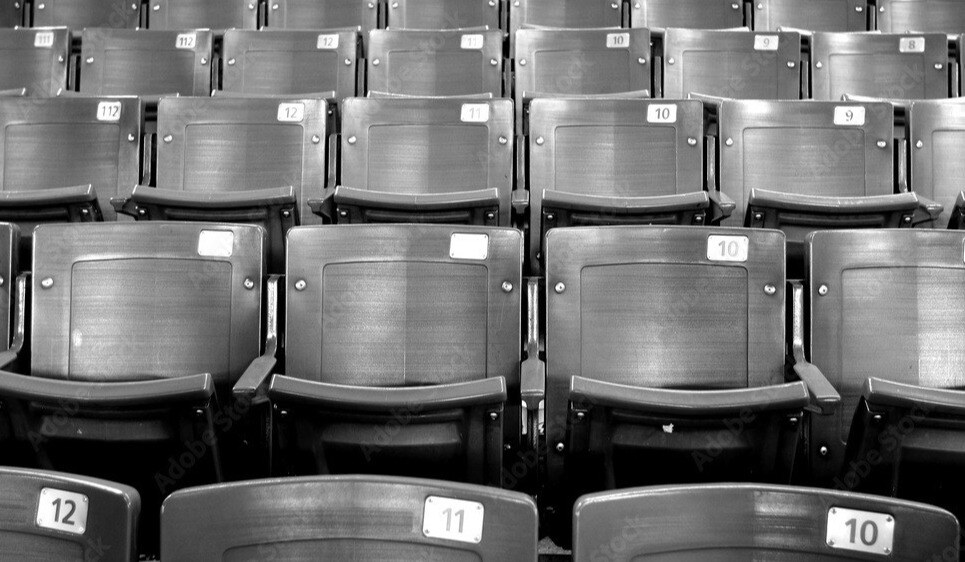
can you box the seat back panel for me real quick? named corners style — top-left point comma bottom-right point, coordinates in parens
top-left (267, 0), bottom-right (378, 34)
top-left (909, 100), bottom-right (965, 227)
top-left (0, 29), bottom-right (68, 96)
top-left (631, 0), bottom-right (744, 30)
top-left (754, 0), bottom-right (867, 32)
top-left (34, 0), bottom-right (140, 28)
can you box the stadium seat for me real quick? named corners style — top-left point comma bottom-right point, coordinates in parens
top-left (32, 0), bottom-right (140, 28)
top-left (0, 1), bottom-right (20, 27)
top-left (660, 28), bottom-right (802, 99)
top-left (714, 99), bottom-right (933, 269)
top-left (162, 475), bottom-right (539, 560)
top-left (630, 0), bottom-right (745, 31)
top-left (147, 0), bottom-right (256, 31)
top-left (877, 0), bottom-right (965, 34)
top-left (573, 483), bottom-right (960, 561)
top-left (263, 0), bottom-right (378, 36)
top-left (0, 467), bottom-right (140, 562)
top-left (525, 98), bottom-right (731, 270)
top-left (115, 95), bottom-right (330, 271)
top-left (79, 29), bottom-right (214, 97)
top-left (514, 28), bottom-right (651, 132)
top-left (325, 97), bottom-right (513, 226)
top-left (367, 29), bottom-right (503, 97)
top-left (752, 0), bottom-right (868, 32)
top-left (0, 222), bottom-right (269, 551)
top-left (0, 28), bottom-right (68, 96)
top-left (510, 0), bottom-right (622, 43)
top-left (265, 225), bottom-right (522, 484)
top-left (543, 226), bottom-right (837, 539)
top-left (805, 229), bottom-right (965, 518)
top-left (0, 222), bottom-right (16, 350)
top-left (222, 29), bottom-right (359, 98)
top-left (0, 95), bottom-right (143, 223)
top-left (386, 0), bottom-right (500, 30)
top-left (908, 99), bottom-right (965, 228)
top-left (810, 32), bottom-right (950, 100)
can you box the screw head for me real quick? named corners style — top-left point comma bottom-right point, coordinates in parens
top-left (311, 135), bottom-right (320, 144)
top-left (819, 445), bottom-right (829, 456)
top-left (372, 58), bottom-right (380, 66)
top-left (347, 136), bottom-right (357, 145)
top-left (40, 277), bottom-right (53, 289)
top-left (227, 58), bottom-right (236, 66)
top-left (555, 442), bottom-right (564, 452)
top-left (876, 140), bottom-right (887, 148)
top-left (128, 133), bottom-right (136, 142)
top-left (687, 137), bottom-right (697, 146)
top-left (163, 134), bottom-right (173, 143)
top-left (815, 61), bottom-right (824, 69)
top-left (498, 136), bottom-right (508, 145)
top-left (489, 411), bottom-right (498, 420)
top-left (535, 136), bottom-right (545, 146)
top-left (637, 57), bottom-right (647, 64)
top-left (501, 281), bottom-right (513, 293)
top-left (294, 280), bottom-right (307, 291)
top-left (725, 138), bottom-right (734, 146)
top-left (916, 140), bottom-right (924, 149)
top-left (243, 278), bottom-right (255, 290)
top-left (554, 282), bottom-right (565, 294)
top-left (667, 57), bottom-right (675, 65)
top-left (85, 57), bottom-right (93, 64)
top-left (818, 285), bottom-right (829, 296)
top-left (518, 59), bottom-right (526, 66)
top-left (764, 284), bottom-right (777, 296)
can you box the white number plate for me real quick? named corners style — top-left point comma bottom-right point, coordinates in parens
top-left (423, 496), bottom-right (484, 544)
top-left (834, 106), bottom-right (865, 126)
top-left (460, 103), bottom-right (489, 123)
top-left (197, 230), bottom-right (234, 257)
top-left (754, 35), bottom-right (779, 51)
top-left (826, 507), bottom-right (895, 556)
top-left (277, 102), bottom-right (305, 123)
top-left (606, 33), bottom-right (630, 49)
top-left (707, 235), bottom-right (749, 263)
top-left (317, 34), bottom-right (339, 49)
top-left (175, 33), bottom-right (196, 49)
top-left (460, 34), bottom-right (484, 50)
top-left (449, 233), bottom-right (489, 260)
top-left (899, 37), bottom-right (925, 53)
top-left (647, 104), bottom-right (677, 124)
top-left (96, 101), bottom-right (122, 122)
top-left (36, 488), bottom-right (89, 535)
top-left (34, 31), bottom-right (55, 48)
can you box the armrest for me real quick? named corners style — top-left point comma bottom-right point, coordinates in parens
top-left (0, 370), bottom-right (214, 407)
top-left (512, 189), bottom-right (529, 216)
top-left (521, 278), bottom-right (543, 410)
top-left (913, 194), bottom-right (944, 224)
top-left (515, 133), bottom-right (527, 193)
top-left (128, 185), bottom-right (296, 209)
top-left (334, 186), bottom-right (500, 211)
top-left (0, 184), bottom-right (97, 207)
top-left (748, 189), bottom-right (919, 215)
top-left (864, 377), bottom-right (965, 417)
top-left (707, 189), bottom-right (735, 223)
top-left (788, 280), bottom-right (840, 415)
top-left (0, 273), bottom-right (29, 370)
top-left (570, 376), bottom-right (809, 416)
top-left (269, 375), bottom-right (507, 412)
top-left (542, 189), bottom-right (708, 214)
top-left (232, 275), bottom-right (281, 401)
top-left (307, 187), bottom-right (336, 219)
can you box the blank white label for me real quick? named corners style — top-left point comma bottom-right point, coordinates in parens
top-left (423, 496), bottom-right (484, 544)
top-left (197, 230), bottom-right (234, 257)
top-left (834, 106), bottom-right (865, 126)
top-left (96, 101), bottom-right (122, 122)
top-left (460, 103), bottom-right (489, 123)
top-left (317, 34), bottom-right (339, 49)
top-left (277, 102), bottom-right (305, 123)
top-left (647, 104), bottom-right (677, 124)
top-left (826, 507), bottom-right (895, 556)
top-left (175, 33), bottom-right (196, 49)
top-left (36, 488), bottom-right (89, 535)
top-left (34, 31), bottom-right (54, 48)
top-left (606, 33), bottom-right (630, 49)
top-left (899, 37), bottom-right (925, 53)
top-left (449, 233), bottom-right (489, 260)
top-left (754, 35), bottom-right (779, 51)
top-left (460, 34), bottom-right (484, 50)
top-left (707, 235), bottom-right (749, 263)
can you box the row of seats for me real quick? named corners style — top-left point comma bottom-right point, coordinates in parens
top-left (5, 27), bottom-right (963, 100)
top-left (0, 92), bottom-right (961, 276)
top-left (3, 0), bottom-right (965, 35)
top-left (0, 222), bottom-right (963, 547)
top-left (2, 467), bottom-right (959, 561)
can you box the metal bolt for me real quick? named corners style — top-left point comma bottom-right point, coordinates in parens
top-left (0, 276), bottom-right (5, 287)
top-left (58, 55), bottom-right (65, 63)
top-left (637, 57), bottom-right (646, 64)
top-left (227, 58), bottom-right (236, 66)
top-left (40, 277), bottom-right (53, 289)
top-left (935, 63), bottom-right (944, 70)
top-left (815, 61), bottom-right (823, 69)
top-left (37, 2), bottom-right (44, 8)
top-left (555, 442), bottom-right (564, 452)
top-left (818, 285), bottom-right (828, 296)
top-left (535, 136), bottom-right (544, 146)
top-left (498, 136), bottom-right (507, 145)
top-left (372, 58), bottom-right (380, 66)
top-left (128, 133), bottom-right (136, 142)
top-left (555, 282), bottom-right (565, 294)
top-left (501, 281), bottom-right (514, 293)
top-left (764, 284), bottom-right (776, 296)
top-left (575, 411), bottom-right (585, 421)
top-left (916, 140), bottom-right (923, 149)
top-left (201, 57), bottom-right (208, 65)
top-left (490, 58), bottom-right (498, 66)
top-left (489, 411), bottom-right (498, 420)
top-left (338, 209), bottom-right (348, 218)
top-left (153, 4), bottom-right (159, 10)
top-left (518, 59), bottom-right (526, 66)
top-left (347, 136), bottom-right (357, 145)
top-left (311, 135), bottom-right (320, 144)
top-left (85, 57), bottom-right (93, 64)
top-left (163, 134), bottom-right (173, 143)
top-left (883, 547), bottom-right (891, 554)
top-left (820, 445), bottom-right (829, 456)
top-left (294, 280), bottom-right (306, 291)
top-left (282, 210), bottom-right (291, 218)
top-left (244, 278), bottom-right (255, 290)
top-left (486, 212), bottom-right (495, 220)
top-left (787, 61), bottom-right (796, 68)
top-left (876, 140), bottom-right (887, 148)
top-left (753, 212), bottom-right (763, 221)
top-left (725, 138), bottom-right (734, 146)
top-left (546, 213), bottom-right (555, 221)
top-left (344, 58), bottom-right (352, 66)
top-left (687, 137), bottom-right (697, 146)
top-left (667, 57), bottom-right (675, 65)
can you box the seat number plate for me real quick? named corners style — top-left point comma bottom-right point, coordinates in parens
top-left (707, 235), bottom-right (749, 263)
top-left (899, 37), bottom-right (925, 53)
top-left (36, 488), bottom-right (89, 535)
top-left (606, 33), bottom-right (630, 49)
top-left (754, 35), bottom-right (779, 51)
top-left (449, 233), bottom-right (489, 260)
top-left (96, 101), bottom-right (122, 122)
top-left (423, 496), bottom-right (484, 544)
top-left (461, 34), bottom-right (484, 50)
top-left (34, 31), bottom-right (55, 48)
top-left (826, 507), bottom-right (894, 556)
top-left (460, 103), bottom-right (489, 123)
top-left (834, 106), bottom-right (865, 126)
top-left (277, 103), bottom-right (305, 122)
top-left (647, 104), bottom-right (677, 124)
top-left (317, 34), bottom-right (339, 49)
top-left (175, 33), bottom-right (196, 49)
